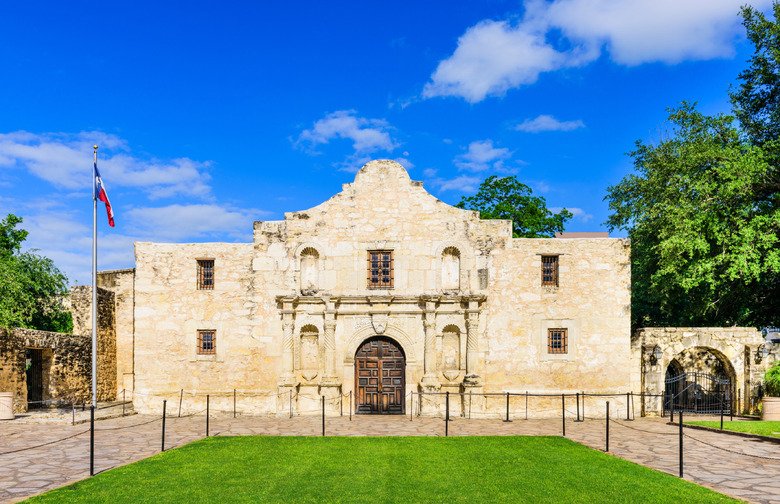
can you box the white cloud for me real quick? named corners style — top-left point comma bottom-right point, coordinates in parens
top-left (515, 115), bottom-right (585, 133)
top-left (126, 204), bottom-right (267, 242)
top-left (423, 19), bottom-right (567, 103)
top-left (428, 175), bottom-right (482, 193)
top-left (545, 0), bottom-right (761, 66)
top-left (454, 140), bottom-right (513, 172)
top-left (394, 157), bottom-right (415, 170)
top-left (423, 168), bottom-right (438, 178)
top-left (424, 0), bottom-right (767, 102)
top-left (550, 206), bottom-right (593, 222)
top-left (296, 110), bottom-right (397, 154)
top-left (0, 131), bottom-right (212, 198)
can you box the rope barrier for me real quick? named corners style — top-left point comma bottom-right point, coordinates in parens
top-left (683, 432), bottom-right (780, 461)
top-left (0, 429), bottom-right (90, 456)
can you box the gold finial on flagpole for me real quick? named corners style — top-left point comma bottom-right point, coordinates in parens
top-left (94, 145), bottom-right (98, 150)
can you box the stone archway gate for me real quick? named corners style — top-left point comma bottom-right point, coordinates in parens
top-left (632, 327), bottom-right (776, 415)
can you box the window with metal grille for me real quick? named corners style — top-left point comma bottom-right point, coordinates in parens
top-left (541, 255), bottom-right (558, 286)
top-left (197, 330), bottom-right (216, 355)
top-left (197, 260), bottom-right (214, 290)
top-left (367, 250), bottom-right (393, 289)
top-left (547, 328), bottom-right (568, 354)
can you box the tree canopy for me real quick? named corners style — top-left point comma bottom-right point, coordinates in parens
top-left (0, 214), bottom-right (72, 332)
top-left (455, 175), bottom-right (572, 238)
top-left (606, 3), bottom-right (780, 328)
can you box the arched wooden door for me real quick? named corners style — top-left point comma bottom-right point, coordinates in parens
top-left (355, 337), bottom-right (405, 414)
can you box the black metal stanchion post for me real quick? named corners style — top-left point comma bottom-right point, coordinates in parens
top-left (123, 389), bottom-right (126, 417)
top-left (234, 389), bottom-right (237, 418)
top-left (605, 401), bottom-right (609, 453)
top-left (576, 392), bottom-right (580, 422)
top-left (72, 401), bottom-right (75, 426)
top-left (720, 392), bottom-right (724, 430)
top-left (738, 388), bottom-right (741, 415)
top-left (641, 391), bottom-right (645, 418)
top-left (630, 392), bottom-right (635, 421)
top-left (349, 391), bottom-right (352, 421)
top-left (178, 389), bottom-right (183, 418)
top-left (561, 394), bottom-right (565, 437)
top-left (90, 405), bottom-right (95, 476)
top-left (290, 390), bottom-right (293, 418)
top-left (410, 393), bottom-right (413, 422)
top-left (321, 395), bottom-right (325, 437)
top-left (445, 391), bottom-right (449, 437)
top-left (525, 391), bottom-right (528, 420)
top-left (582, 392), bottom-right (585, 420)
top-left (341, 392), bottom-right (343, 417)
top-left (504, 392), bottom-right (511, 422)
top-left (626, 392), bottom-right (630, 421)
top-left (679, 409), bottom-right (684, 478)
top-left (206, 394), bottom-right (210, 437)
top-left (468, 391), bottom-right (472, 420)
top-left (162, 400), bottom-right (167, 452)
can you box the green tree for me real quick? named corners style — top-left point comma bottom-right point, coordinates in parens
top-left (607, 3), bottom-right (780, 328)
top-left (730, 2), bottom-right (780, 148)
top-left (455, 175), bottom-right (573, 238)
top-left (0, 214), bottom-right (72, 332)
top-left (606, 104), bottom-right (780, 327)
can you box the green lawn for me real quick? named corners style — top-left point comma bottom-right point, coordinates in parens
top-left (686, 420), bottom-right (780, 438)
top-left (25, 436), bottom-right (739, 504)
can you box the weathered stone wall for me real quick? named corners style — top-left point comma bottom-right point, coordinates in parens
top-left (0, 327), bottom-right (117, 412)
top-left (487, 238), bottom-right (632, 397)
top-left (97, 269), bottom-right (135, 396)
top-left (67, 285), bottom-right (118, 401)
top-left (632, 327), bottom-right (777, 414)
top-left (130, 160), bottom-right (633, 417)
top-left (0, 327), bottom-right (26, 412)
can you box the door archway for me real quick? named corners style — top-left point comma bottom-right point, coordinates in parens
top-left (355, 336), bottom-right (405, 414)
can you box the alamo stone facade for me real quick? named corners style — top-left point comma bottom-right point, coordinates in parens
top-left (2, 159), bottom-right (776, 416)
top-left (107, 159), bottom-right (634, 416)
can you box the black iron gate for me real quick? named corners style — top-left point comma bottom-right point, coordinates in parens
top-left (25, 348), bottom-right (44, 408)
top-left (664, 372), bottom-right (732, 415)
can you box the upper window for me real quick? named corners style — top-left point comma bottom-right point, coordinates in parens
top-left (197, 329), bottom-right (216, 355)
top-left (547, 328), bottom-right (568, 354)
top-left (367, 250), bottom-right (393, 289)
top-left (541, 255), bottom-right (558, 287)
top-left (197, 259), bottom-right (214, 290)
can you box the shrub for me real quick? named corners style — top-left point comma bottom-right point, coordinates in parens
top-left (765, 362), bottom-right (780, 397)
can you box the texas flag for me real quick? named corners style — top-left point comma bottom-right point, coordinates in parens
top-left (94, 162), bottom-right (115, 227)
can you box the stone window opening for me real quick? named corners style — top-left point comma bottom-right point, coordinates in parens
top-left (441, 247), bottom-right (460, 291)
top-left (547, 328), bottom-right (567, 354)
top-left (541, 255), bottom-right (558, 287)
top-left (367, 250), bottom-right (393, 289)
top-left (197, 259), bottom-right (214, 290)
top-left (300, 247), bottom-right (320, 294)
top-left (197, 330), bottom-right (216, 355)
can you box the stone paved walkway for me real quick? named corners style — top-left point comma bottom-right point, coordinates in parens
top-left (1, 412), bottom-right (779, 503)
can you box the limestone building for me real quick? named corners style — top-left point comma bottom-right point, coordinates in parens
top-left (95, 160), bottom-right (634, 415)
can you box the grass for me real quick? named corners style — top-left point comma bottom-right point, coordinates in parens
top-left (24, 436), bottom-right (740, 504)
top-left (686, 420), bottom-right (780, 438)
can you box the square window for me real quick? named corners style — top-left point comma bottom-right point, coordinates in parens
top-left (367, 250), bottom-right (393, 289)
top-left (197, 330), bottom-right (216, 355)
top-left (547, 328), bottom-right (568, 354)
top-left (541, 255), bottom-right (558, 287)
top-left (197, 260), bottom-right (214, 290)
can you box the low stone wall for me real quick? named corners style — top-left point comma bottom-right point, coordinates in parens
top-left (632, 327), bottom-right (777, 415)
top-left (0, 325), bottom-right (116, 413)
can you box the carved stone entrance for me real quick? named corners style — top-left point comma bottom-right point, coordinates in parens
top-left (355, 336), bottom-right (405, 414)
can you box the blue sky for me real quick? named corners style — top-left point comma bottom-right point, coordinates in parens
top-left (0, 0), bottom-right (772, 285)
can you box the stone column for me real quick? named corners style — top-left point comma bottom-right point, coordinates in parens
top-left (465, 309), bottom-right (480, 380)
top-left (323, 315), bottom-right (337, 380)
top-left (420, 299), bottom-right (440, 393)
top-left (279, 298), bottom-right (297, 385)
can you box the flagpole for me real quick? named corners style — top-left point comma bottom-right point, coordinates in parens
top-left (92, 145), bottom-right (98, 409)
